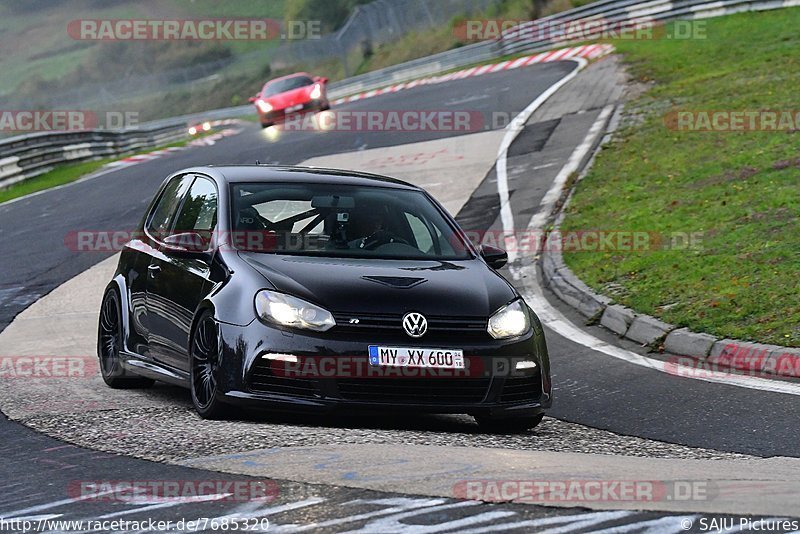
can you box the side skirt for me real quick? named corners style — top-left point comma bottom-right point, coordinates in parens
top-left (120, 350), bottom-right (189, 387)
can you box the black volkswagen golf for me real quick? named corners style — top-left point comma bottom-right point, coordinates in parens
top-left (98, 165), bottom-right (551, 431)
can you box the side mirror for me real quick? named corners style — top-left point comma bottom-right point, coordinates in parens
top-left (316, 76), bottom-right (329, 84)
top-left (248, 95), bottom-right (259, 103)
top-left (163, 232), bottom-right (212, 257)
top-left (480, 244), bottom-right (508, 270)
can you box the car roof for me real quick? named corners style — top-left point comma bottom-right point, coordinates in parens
top-left (184, 165), bottom-right (422, 191)
top-left (264, 72), bottom-right (313, 85)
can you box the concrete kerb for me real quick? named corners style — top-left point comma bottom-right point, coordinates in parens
top-left (536, 99), bottom-right (800, 380)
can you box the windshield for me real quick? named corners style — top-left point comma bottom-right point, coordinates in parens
top-left (230, 182), bottom-right (472, 260)
top-left (262, 76), bottom-right (314, 96)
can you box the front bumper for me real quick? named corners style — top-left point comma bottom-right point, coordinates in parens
top-left (216, 319), bottom-right (552, 418)
top-left (257, 100), bottom-right (328, 124)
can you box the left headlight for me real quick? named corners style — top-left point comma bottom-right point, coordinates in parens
top-left (487, 299), bottom-right (530, 339)
top-left (256, 100), bottom-right (273, 113)
top-left (310, 84), bottom-right (322, 100)
top-left (255, 290), bottom-right (335, 332)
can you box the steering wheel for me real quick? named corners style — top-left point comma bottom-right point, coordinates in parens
top-left (359, 229), bottom-right (410, 250)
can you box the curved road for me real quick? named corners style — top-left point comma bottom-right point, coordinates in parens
top-left (1, 58), bottom-right (798, 530)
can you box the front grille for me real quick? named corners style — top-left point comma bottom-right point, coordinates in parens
top-left (499, 375), bottom-right (540, 403)
top-left (247, 358), bottom-right (319, 398)
top-left (331, 312), bottom-right (488, 340)
top-left (337, 377), bottom-right (491, 404)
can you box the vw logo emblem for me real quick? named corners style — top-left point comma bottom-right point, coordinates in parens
top-left (402, 312), bottom-right (427, 338)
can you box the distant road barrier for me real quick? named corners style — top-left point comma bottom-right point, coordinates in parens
top-left (2, 0), bottom-right (796, 189)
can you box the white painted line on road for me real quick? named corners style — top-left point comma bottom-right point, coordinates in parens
top-left (585, 514), bottom-right (698, 534)
top-left (96, 493), bottom-right (231, 519)
top-left (457, 510), bottom-right (635, 533)
top-left (386, 510), bottom-right (517, 533)
top-left (140, 498), bottom-right (326, 534)
top-left (271, 498), bottom-right (446, 533)
top-left (0, 487), bottom-right (118, 519)
top-left (523, 105), bottom-right (613, 239)
top-left (495, 57), bottom-right (587, 264)
top-left (509, 101), bottom-right (800, 397)
top-left (339, 500), bottom-right (480, 533)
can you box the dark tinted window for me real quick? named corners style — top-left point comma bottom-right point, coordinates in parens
top-left (263, 76), bottom-right (314, 96)
top-left (147, 176), bottom-right (191, 236)
top-left (173, 177), bottom-right (218, 233)
top-left (230, 182), bottom-right (471, 260)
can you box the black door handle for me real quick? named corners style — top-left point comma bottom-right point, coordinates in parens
top-left (147, 264), bottom-right (161, 277)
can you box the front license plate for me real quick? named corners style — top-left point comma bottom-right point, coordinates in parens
top-left (368, 346), bottom-right (465, 369)
top-left (286, 104), bottom-right (303, 113)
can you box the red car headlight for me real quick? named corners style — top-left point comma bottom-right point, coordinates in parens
top-left (256, 100), bottom-right (273, 113)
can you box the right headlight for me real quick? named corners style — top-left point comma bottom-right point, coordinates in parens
top-left (254, 290), bottom-right (335, 332)
top-left (487, 299), bottom-right (530, 339)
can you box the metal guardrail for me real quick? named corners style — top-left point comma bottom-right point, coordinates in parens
top-left (1, 0), bottom-right (797, 190)
top-left (327, 40), bottom-right (500, 97)
top-left (325, 0), bottom-right (799, 97)
top-left (0, 125), bottom-right (189, 189)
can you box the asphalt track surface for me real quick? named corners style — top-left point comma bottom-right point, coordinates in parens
top-left (0, 59), bottom-right (799, 530)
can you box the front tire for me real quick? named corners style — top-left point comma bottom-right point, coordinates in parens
top-left (190, 312), bottom-right (230, 419)
top-left (475, 413), bottom-right (544, 434)
top-left (98, 289), bottom-right (154, 389)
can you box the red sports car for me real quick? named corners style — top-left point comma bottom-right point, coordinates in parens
top-left (249, 72), bottom-right (330, 128)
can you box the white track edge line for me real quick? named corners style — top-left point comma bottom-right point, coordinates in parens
top-left (503, 99), bottom-right (800, 396)
top-left (496, 57), bottom-right (588, 265)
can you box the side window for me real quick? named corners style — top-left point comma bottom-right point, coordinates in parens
top-left (405, 212), bottom-right (434, 253)
top-left (173, 177), bottom-right (218, 233)
top-left (147, 176), bottom-right (191, 237)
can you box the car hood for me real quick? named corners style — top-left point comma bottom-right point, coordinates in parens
top-left (264, 86), bottom-right (313, 109)
top-left (238, 252), bottom-right (516, 317)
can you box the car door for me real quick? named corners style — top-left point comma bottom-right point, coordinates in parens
top-left (137, 174), bottom-right (193, 360)
top-left (145, 175), bottom-right (218, 372)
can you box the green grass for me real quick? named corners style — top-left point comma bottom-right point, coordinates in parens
top-left (0, 160), bottom-right (110, 204)
top-left (0, 136), bottom-right (198, 204)
top-left (561, 9), bottom-right (800, 347)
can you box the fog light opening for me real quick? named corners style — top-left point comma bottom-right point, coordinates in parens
top-left (262, 353), bottom-right (298, 364)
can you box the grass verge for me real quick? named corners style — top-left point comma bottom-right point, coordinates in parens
top-left (0, 136), bottom-right (197, 205)
top-left (561, 9), bottom-right (800, 347)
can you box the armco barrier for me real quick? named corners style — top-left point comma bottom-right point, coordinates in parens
top-left (1, 0), bottom-right (797, 190)
top-left (0, 125), bottom-right (188, 189)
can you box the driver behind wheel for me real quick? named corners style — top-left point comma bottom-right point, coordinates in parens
top-left (345, 210), bottom-right (392, 249)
